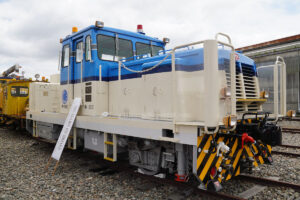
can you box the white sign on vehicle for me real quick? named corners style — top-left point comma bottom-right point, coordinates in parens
top-left (51, 98), bottom-right (81, 161)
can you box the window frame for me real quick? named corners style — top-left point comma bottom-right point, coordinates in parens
top-left (10, 86), bottom-right (29, 97)
top-left (96, 34), bottom-right (117, 62)
top-left (10, 86), bottom-right (18, 97)
top-left (96, 34), bottom-right (134, 62)
top-left (85, 35), bottom-right (92, 62)
top-left (61, 44), bottom-right (70, 68)
top-left (151, 45), bottom-right (164, 56)
top-left (116, 37), bottom-right (134, 61)
top-left (135, 42), bottom-right (152, 59)
top-left (76, 41), bottom-right (84, 63)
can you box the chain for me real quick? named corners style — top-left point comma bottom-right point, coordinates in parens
top-left (119, 52), bottom-right (172, 73)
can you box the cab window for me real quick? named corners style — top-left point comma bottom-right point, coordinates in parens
top-left (117, 38), bottom-right (133, 61)
top-left (61, 45), bottom-right (70, 67)
top-left (97, 35), bottom-right (116, 61)
top-left (136, 42), bottom-right (151, 59)
top-left (10, 86), bottom-right (29, 97)
top-left (97, 34), bottom-right (134, 62)
top-left (85, 35), bottom-right (92, 61)
top-left (152, 45), bottom-right (163, 56)
top-left (11, 87), bottom-right (17, 96)
top-left (76, 42), bottom-right (83, 63)
top-left (20, 87), bottom-right (29, 97)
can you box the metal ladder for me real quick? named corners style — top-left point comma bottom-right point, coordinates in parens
top-left (104, 132), bottom-right (117, 162)
top-left (67, 128), bottom-right (77, 150)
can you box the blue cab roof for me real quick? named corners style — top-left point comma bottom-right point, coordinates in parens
top-left (62, 25), bottom-right (164, 44)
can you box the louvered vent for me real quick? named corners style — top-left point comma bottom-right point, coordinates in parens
top-left (223, 59), bottom-right (260, 113)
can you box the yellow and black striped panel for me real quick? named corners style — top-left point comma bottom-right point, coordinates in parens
top-left (196, 134), bottom-right (274, 185)
top-left (197, 134), bottom-right (240, 184)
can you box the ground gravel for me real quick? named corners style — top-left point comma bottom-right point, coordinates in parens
top-left (0, 127), bottom-right (299, 200)
top-left (0, 129), bottom-right (176, 200)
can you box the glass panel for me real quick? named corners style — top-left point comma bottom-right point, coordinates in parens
top-left (152, 45), bottom-right (163, 56)
top-left (136, 42), bottom-right (151, 59)
top-left (62, 45), bottom-right (70, 67)
top-left (20, 87), bottom-right (28, 95)
top-left (97, 35), bottom-right (116, 61)
top-left (85, 36), bottom-right (91, 61)
top-left (11, 87), bottom-right (17, 96)
top-left (76, 42), bottom-right (83, 63)
top-left (117, 38), bottom-right (133, 61)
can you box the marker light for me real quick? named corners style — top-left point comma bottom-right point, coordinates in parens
top-left (95, 21), bottom-right (104, 28)
top-left (260, 91), bottom-right (269, 99)
top-left (163, 37), bottom-right (170, 44)
top-left (223, 115), bottom-right (237, 128)
top-left (60, 38), bottom-right (63, 43)
top-left (210, 166), bottom-right (217, 179)
top-left (137, 24), bottom-right (143, 33)
top-left (42, 76), bottom-right (45, 81)
top-left (287, 110), bottom-right (296, 117)
top-left (220, 87), bottom-right (231, 99)
top-left (72, 27), bottom-right (78, 33)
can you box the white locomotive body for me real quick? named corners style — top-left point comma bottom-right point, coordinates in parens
top-left (26, 23), bottom-right (286, 190)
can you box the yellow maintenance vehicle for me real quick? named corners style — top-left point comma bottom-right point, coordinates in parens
top-left (1, 79), bottom-right (32, 128)
top-left (0, 64), bottom-right (31, 128)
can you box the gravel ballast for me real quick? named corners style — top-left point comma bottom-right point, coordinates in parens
top-left (0, 128), bottom-right (299, 199)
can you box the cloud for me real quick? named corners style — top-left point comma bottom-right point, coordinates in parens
top-left (0, 0), bottom-right (299, 78)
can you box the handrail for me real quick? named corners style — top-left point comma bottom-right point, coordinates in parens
top-left (171, 40), bottom-right (205, 133)
top-left (272, 56), bottom-right (286, 122)
top-left (215, 33), bottom-right (232, 45)
top-left (171, 33), bottom-right (235, 134)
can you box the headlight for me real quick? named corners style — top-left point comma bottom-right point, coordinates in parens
top-left (220, 87), bottom-right (231, 99)
top-left (260, 91), bottom-right (269, 99)
top-left (223, 115), bottom-right (237, 128)
top-left (287, 110), bottom-right (296, 117)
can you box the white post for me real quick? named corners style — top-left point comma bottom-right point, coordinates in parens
top-left (204, 40), bottom-right (220, 128)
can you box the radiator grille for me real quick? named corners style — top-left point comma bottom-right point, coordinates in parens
top-left (223, 59), bottom-right (260, 112)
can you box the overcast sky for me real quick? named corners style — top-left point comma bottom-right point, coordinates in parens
top-left (0, 0), bottom-right (300, 78)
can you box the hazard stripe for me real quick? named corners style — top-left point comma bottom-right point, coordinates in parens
top-left (226, 146), bottom-right (243, 180)
top-left (197, 134), bottom-right (220, 177)
top-left (203, 136), bottom-right (229, 184)
top-left (267, 144), bottom-right (272, 153)
top-left (199, 136), bottom-right (223, 181)
top-left (232, 149), bottom-right (245, 176)
top-left (219, 137), bottom-right (232, 182)
top-left (224, 138), bottom-right (239, 180)
top-left (244, 145), bottom-right (258, 167)
top-left (252, 144), bottom-right (264, 164)
top-left (197, 135), bottom-right (212, 173)
top-left (198, 135), bottom-right (209, 151)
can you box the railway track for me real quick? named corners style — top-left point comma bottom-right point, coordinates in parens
top-left (16, 130), bottom-right (300, 200)
top-left (272, 144), bottom-right (300, 157)
top-left (237, 174), bottom-right (300, 191)
top-left (282, 128), bottom-right (300, 134)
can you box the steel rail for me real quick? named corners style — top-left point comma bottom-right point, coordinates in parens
top-left (237, 174), bottom-right (300, 191)
top-left (278, 144), bottom-right (300, 149)
top-left (282, 128), bottom-right (300, 134)
top-left (272, 151), bottom-right (300, 157)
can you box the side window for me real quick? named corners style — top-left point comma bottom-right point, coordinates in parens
top-left (85, 36), bottom-right (92, 61)
top-left (118, 38), bottom-right (133, 61)
top-left (11, 87), bottom-right (17, 96)
top-left (61, 45), bottom-right (70, 67)
top-left (76, 42), bottom-right (83, 63)
top-left (152, 45), bottom-right (163, 56)
top-left (19, 87), bottom-right (28, 97)
top-left (97, 35), bottom-right (116, 61)
top-left (136, 42), bottom-right (151, 59)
